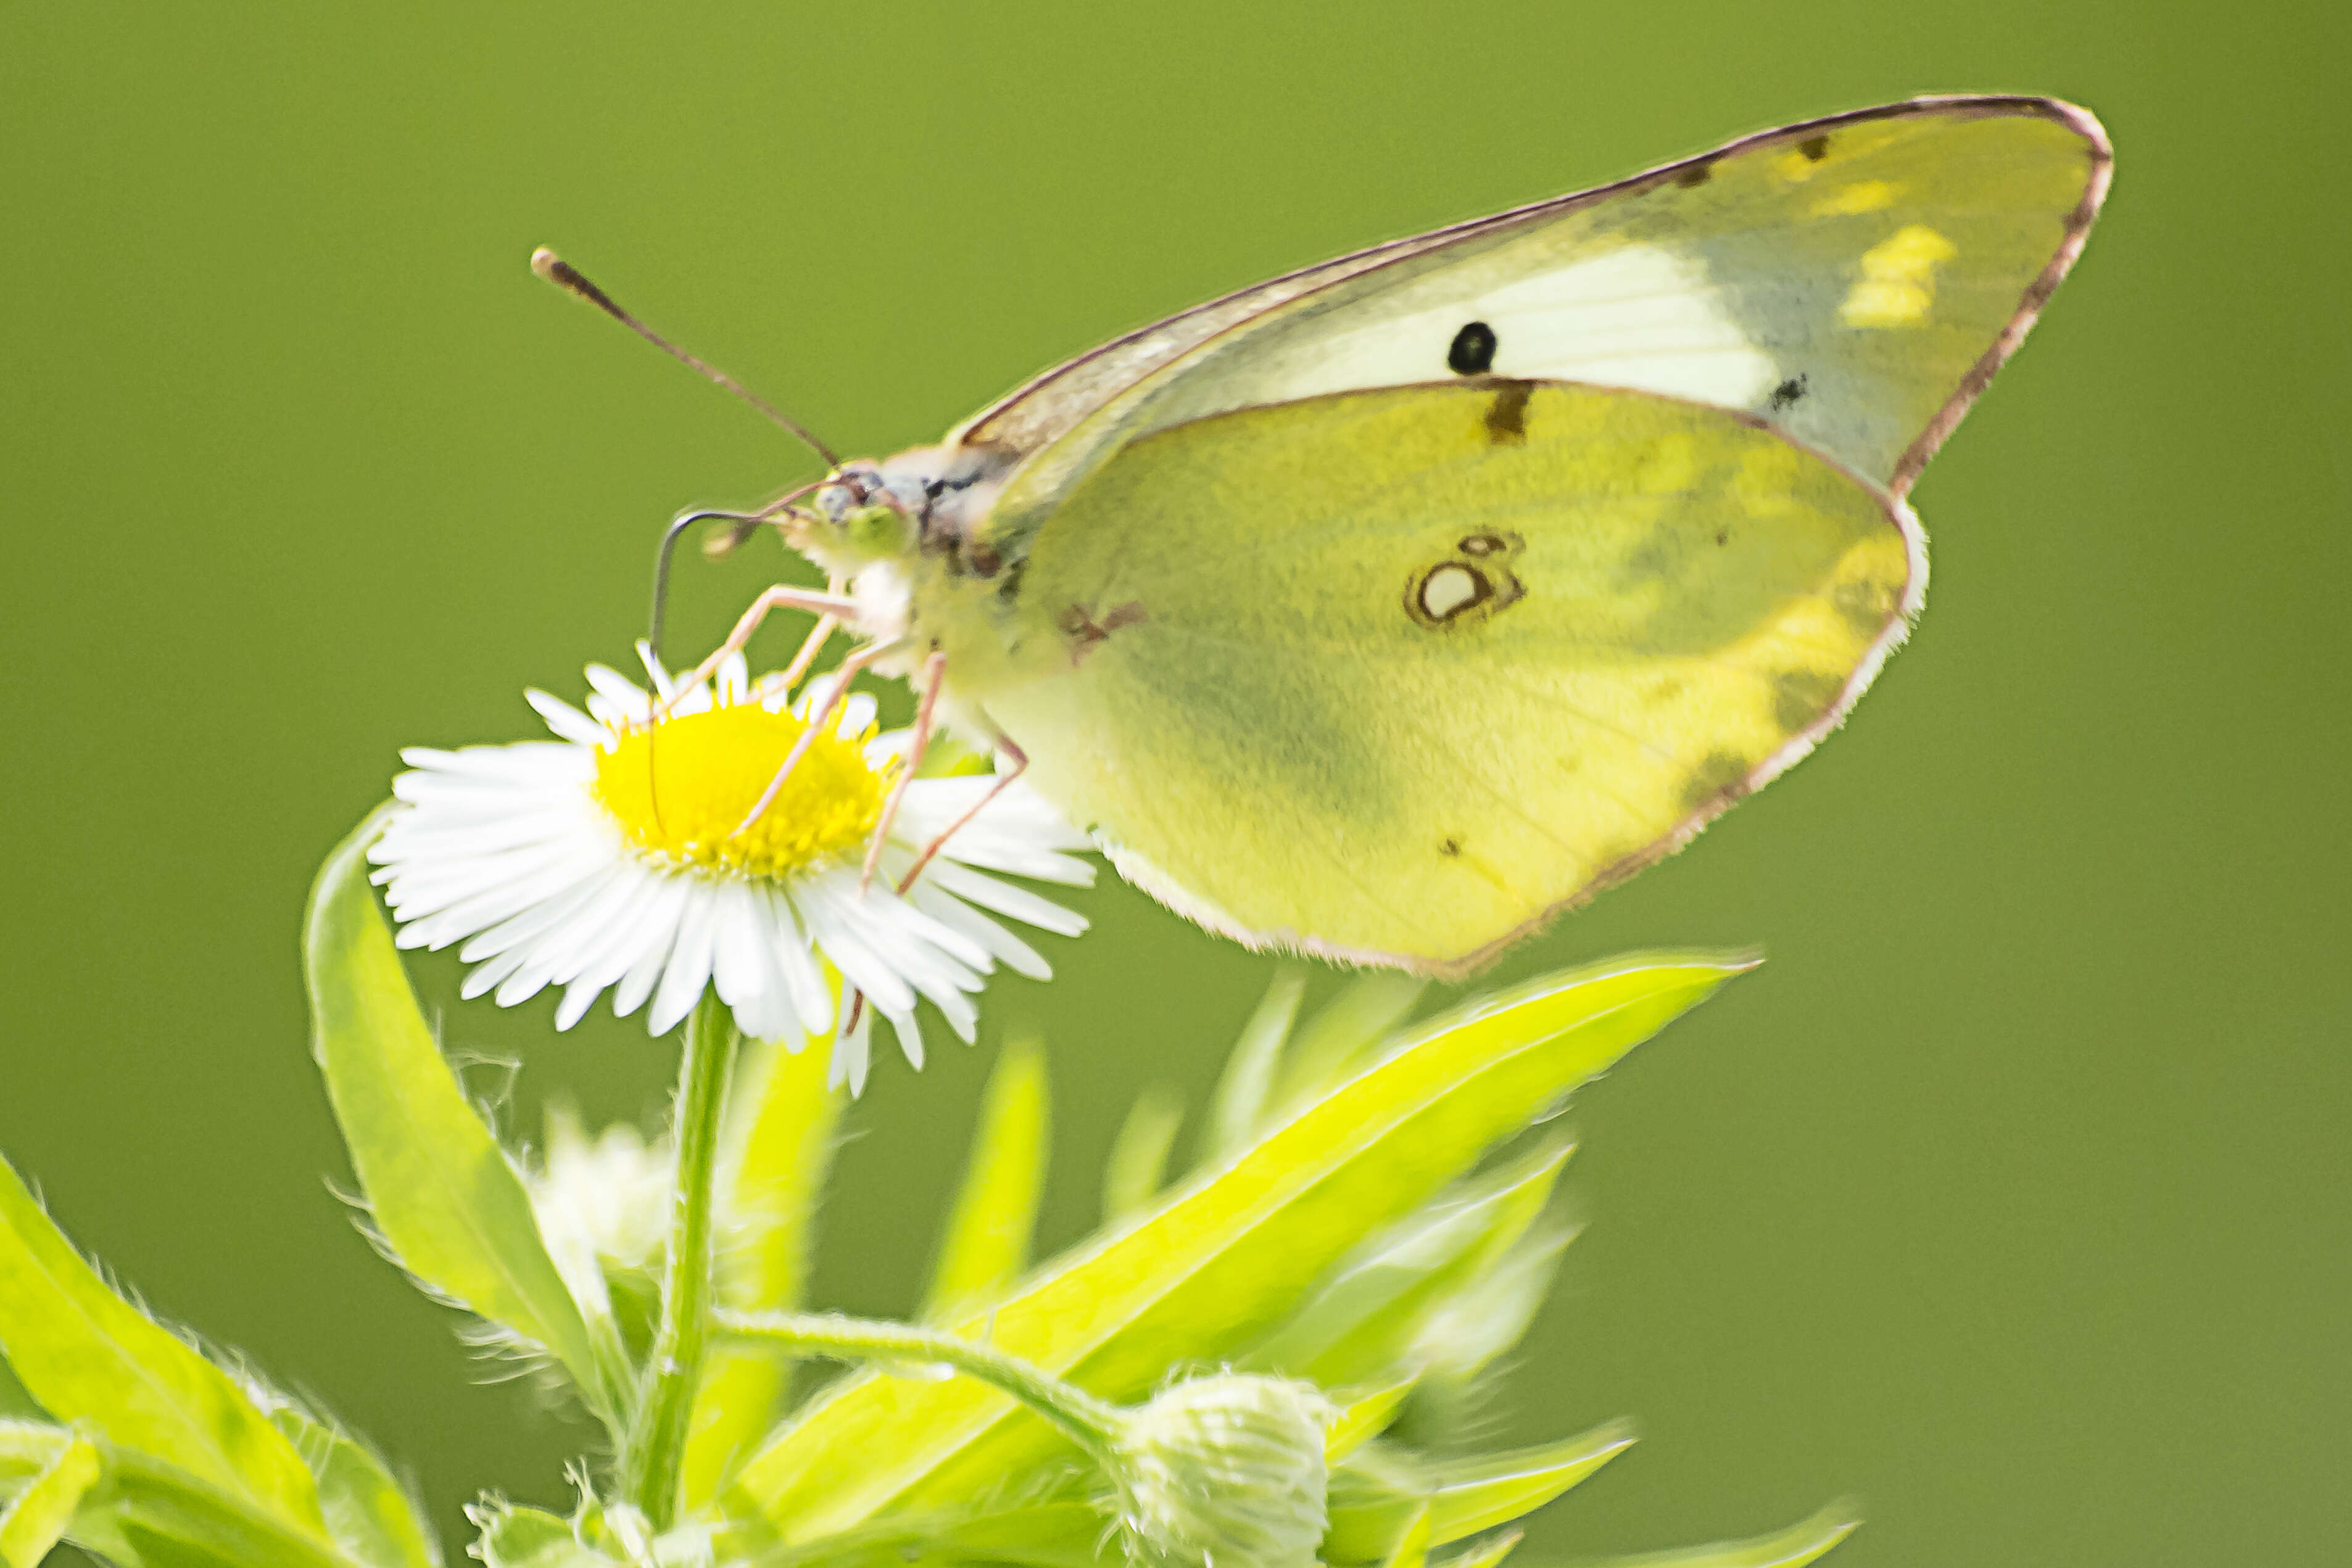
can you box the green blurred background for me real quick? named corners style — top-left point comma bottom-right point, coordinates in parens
top-left (3, 1), bottom-right (2345, 1562)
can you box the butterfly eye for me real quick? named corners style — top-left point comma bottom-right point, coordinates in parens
top-left (1447, 321), bottom-right (1498, 376)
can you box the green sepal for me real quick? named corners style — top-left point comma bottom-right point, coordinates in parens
top-left (1570, 1501), bottom-right (1860, 1568)
top-left (304, 809), bottom-right (624, 1421)
top-left (924, 1038), bottom-right (1051, 1320)
top-left (0, 1154), bottom-right (326, 1540)
top-left (727, 954), bottom-right (1748, 1543)
top-left (0, 1430), bottom-right (98, 1567)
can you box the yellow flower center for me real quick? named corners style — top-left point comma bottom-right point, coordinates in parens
top-left (592, 700), bottom-right (890, 880)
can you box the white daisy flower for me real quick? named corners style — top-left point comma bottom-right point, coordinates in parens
top-left (367, 651), bottom-right (1094, 1094)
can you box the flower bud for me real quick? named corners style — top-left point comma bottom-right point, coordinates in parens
top-left (1109, 1372), bottom-right (1333, 1568)
top-left (525, 1111), bottom-right (673, 1310)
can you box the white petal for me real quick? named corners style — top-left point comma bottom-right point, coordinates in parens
top-left (527, 688), bottom-right (609, 745)
top-left (909, 882), bottom-right (1053, 981)
top-left (647, 887), bottom-right (721, 1036)
top-left (921, 860), bottom-right (1090, 937)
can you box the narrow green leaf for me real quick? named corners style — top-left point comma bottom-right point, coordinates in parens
top-left (730, 954), bottom-right (1749, 1542)
top-left (1571, 1502), bottom-right (1860, 1568)
top-left (1206, 968), bottom-right (1306, 1161)
top-left (1401, 1221), bottom-right (1577, 1445)
top-left (922, 1039), bottom-right (1051, 1320)
top-left (1437, 1529), bottom-right (1522, 1568)
top-left (1426, 1423), bottom-right (1638, 1543)
top-left (1248, 1136), bottom-right (1571, 1388)
top-left (1274, 973), bottom-right (1428, 1115)
top-left (1326, 1377), bottom-right (1418, 1462)
top-left (0, 1432), bottom-right (97, 1567)
top-left (0, 1156), bottom-right (325, 1538)
top-left (270, 1407), bottom-right (439, 1568)
top-left (1379, 1503), bottom-right (1433, 1568)
top-left (304, 812), bottom-right (615, 1414)
top-left (1100, 1086), bottom-right (1185, 1225)
top-left (9, 1430), bottom-right (352, 1568)
top-left (1325, 1423), bottom-right (1633, 1562)
top-left (685, 1033), bottom-right (845, 1507)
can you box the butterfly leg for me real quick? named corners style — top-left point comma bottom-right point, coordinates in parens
top-left (758, 574), bottom-right (849, 701)
top-left (727, 637), bottom-right (898, 838)
top-left (665, 582), bottom-right (862, 715)
top-left (861, 649), bottom-right (946, 894)
top-left (895, 735), bottom-right (1029, 895)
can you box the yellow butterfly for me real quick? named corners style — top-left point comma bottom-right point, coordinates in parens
top-left (550, 94), bottom-right (2111, 977)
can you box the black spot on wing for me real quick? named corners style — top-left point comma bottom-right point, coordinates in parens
top-left (1799, 133), bottom-right (1830, 162)
top-left (1448, 321), bottom-right (1498, 375)
top-left (1769, 374), bottom-right (1809, 411)
top-left (1674, 161), bottom-right (1712, 189)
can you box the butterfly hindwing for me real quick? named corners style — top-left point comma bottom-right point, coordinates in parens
top-left (957, 382), bottom-right (1920, 973)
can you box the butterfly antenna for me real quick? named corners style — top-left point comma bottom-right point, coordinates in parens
top-left (531, 247), bottom-right (840, 468)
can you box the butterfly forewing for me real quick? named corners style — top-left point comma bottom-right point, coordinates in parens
top-left (966, 96), bottom-right (2106, 554)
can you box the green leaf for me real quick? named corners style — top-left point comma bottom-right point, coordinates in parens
top-left (1571, 1502), bottom-right (1860, 1568)
top-left (1425, 1426), bottom-right (1638, 1543)
top-left (1398, 1221), bottom-right (1577, 1446)
top-left (1248, 1136), bottom-right (1571, 1388)
top-left (922, 1038), bottom-right (1051, 1320)
top-left (0, 1431), bottom-right (97, 1567)
top-left (0, 1156), bottom-right (325, 1540)
top-left (1204, 968), bottom-right (1305, 1161)
top-left (686, 1033), bottom-right (845, 1508)
top-left (1325, 1424), bottom-right (1634, 1562)
top-left (304, 811), bottom-right (618, 1417)
top-left (1273, 973), bottom-right (1427, 1116)
top-left (268, 1407), bottom-right (438, 1568)
top-left (728, 954), bottom-right (1749, 1543)
top-left (0, 1425), bottom-right (349, 1568)
top-left (1099, 1086), bottom-right (1185, 1225)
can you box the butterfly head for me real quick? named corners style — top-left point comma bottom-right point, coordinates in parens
top-left (781, 461), bottom-right (917, 579)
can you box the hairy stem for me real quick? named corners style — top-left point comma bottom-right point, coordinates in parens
top-left (621, 992), bottom-right (739, 1528)
top-left (716, 1308), bottom-right (1124, 1461)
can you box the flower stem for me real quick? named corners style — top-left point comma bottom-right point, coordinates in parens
top-left (715, 1308), bottom-right (1123, 1462)
top-left (621, 991), bottom-right (739, 1529)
